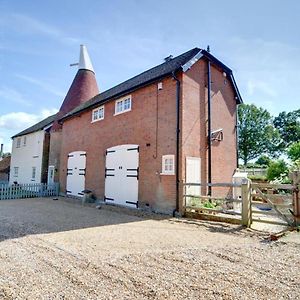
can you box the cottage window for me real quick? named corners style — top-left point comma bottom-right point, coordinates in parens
top-left (32, 167), bottom-right (36, 180)
top-left (92, 106), bottom-right (104, 122)
top-left (14, 167), bottom-right (19, 177)
top-left (23, 136), bottom-right (27, 146)
top-left (161, 155), bottom-right (175, 175)
top-left (115, 96), bottom-right (131, 115)
top-left (16, 138), bottom-right (21, 148)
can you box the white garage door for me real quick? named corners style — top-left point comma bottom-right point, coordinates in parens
top-left (186, 157), bottom-right (201, 201)
top-left (66, 151), bottom-right (86, 197)
top-left (105, 144), bottom-right (139, 208)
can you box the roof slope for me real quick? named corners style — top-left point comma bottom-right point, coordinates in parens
top-left (12, 113), bottom-right (57, 138)
top-left (0, 156), bottom-right (11, 173)
top-left (60, 47), bottom-right (242, 122)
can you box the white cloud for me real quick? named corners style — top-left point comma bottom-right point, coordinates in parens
top-left (15, 74), bottom-right (64, 97)
top-left (0, 109), bottom-right (57, 131)
top-left (0, 13), bottom-right (80, 46)
top-left (0, 86), bottom-right (32, 106)
top-left (0, 109), bottom-right (58, 153)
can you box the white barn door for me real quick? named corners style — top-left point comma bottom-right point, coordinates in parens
top-left (105, 144), bottom-right (139, 208)
top-left (66, 151), bottom-right (86, 197)
top-left (186, 157), bottom-right (201, 204)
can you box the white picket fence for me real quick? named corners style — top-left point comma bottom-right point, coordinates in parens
top-left (0, 183), bottom-right (59, 200)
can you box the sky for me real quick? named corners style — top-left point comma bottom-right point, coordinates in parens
top-left (0, 0), bottom-right (299, 152)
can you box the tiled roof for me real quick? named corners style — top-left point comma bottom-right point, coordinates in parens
top-left (60, 47), bottom-right (242, 122)
top-left (61, 47), bottom-right (202, 121)
top-left (12, 113), bottom-right (57, 138)
top-left (0, 156), bottom-right (10, 173)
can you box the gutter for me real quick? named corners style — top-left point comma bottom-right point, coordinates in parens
top-left (172, 71), bottom-right (181, 214)
top-left (207, 59), bottom-right (212, 196)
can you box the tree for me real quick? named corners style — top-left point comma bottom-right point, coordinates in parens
top-left (287, 141), bottom-right (300, 162)
top-left (273, 109), bottom-right (300, 149)
top-left (266, 159), bottom-right (288, 181)
top-left (255, 155), bottom-right (271, 167)
top-left (238, 104), bottom-right (281, 165)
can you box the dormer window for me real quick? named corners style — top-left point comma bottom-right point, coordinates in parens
top-left (115, 96), bottom-right (131, 115)
top-left (92, 106), bottom-right (104, 122)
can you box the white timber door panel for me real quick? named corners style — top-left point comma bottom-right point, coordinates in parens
top-left (186, 157), bottom-right (201, 200)
top-left (66, 151), bottom-right (86, 197)
top-left (105, 144), bottom-right (139, 207)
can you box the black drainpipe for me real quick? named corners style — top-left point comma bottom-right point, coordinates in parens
top-left (207, 59), bottom-right (212, 196)
top-left (172, 71), bottom-right (180, 215)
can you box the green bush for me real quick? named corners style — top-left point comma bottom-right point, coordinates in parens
top-left (248, 175), bottom-right (267, 182)
top-left (266, 159), bottom-right (288, 181)
top-left (287, 141), bottom-right (300, 162)
top-left (255, 155), bottom-right (272, 166)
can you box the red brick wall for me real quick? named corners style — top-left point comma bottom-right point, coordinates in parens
top-left (181, 59), bottom-right (237, 199)
top-left (60, 77), bottom-right (179, 213)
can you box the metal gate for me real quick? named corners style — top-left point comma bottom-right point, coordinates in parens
top-left (66, 151), bottom-right (86, 197)
top-left (104, 144), bottom-right (139, 208)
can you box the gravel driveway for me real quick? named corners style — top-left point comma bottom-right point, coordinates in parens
top-left (0, 198), bottom-right (299, 299)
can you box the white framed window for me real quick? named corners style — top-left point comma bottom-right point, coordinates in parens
top-left (16, 138), bottom-right (21, 148)
top-left (161, 155), bottom-right (175, 175)
top-left (92, 106), bottom-right (104, 122)
top-left (14, 167), bottom-right (19, 177)
top-left (115, 95), bottom-right (132, 115)
top-left (32, 167), bottom-right (36, 180)
top-left (23, 136), bottom-right (27, 146)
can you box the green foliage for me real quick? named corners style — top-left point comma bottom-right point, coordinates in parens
top-left (255, 155), bottom-right (271, 167)
top-left (266, 159), bottom-right (288, 181)
top-left (274, 109), bottom-right (300, 149)
top-left (238, 104), bottom-right (282, 165)
top-left (248, 174), bottom-right (267, 182)
top-left (287, 141), bottom-right (300, 162)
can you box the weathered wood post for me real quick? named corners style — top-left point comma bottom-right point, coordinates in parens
top-left (241, 178), bottom-right (252, 227)
top-left (291, 171), bottom-right (300, 226)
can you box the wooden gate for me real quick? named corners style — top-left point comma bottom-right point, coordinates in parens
top-left (251, 183), bottom-right (295, 227)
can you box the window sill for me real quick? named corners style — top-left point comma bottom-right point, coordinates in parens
top-left (160, 172), bottom-right (175, 176)
top-left (91, 118), bottom-right (104, 123)
top-left (114, 108), bottom-right (131, 116)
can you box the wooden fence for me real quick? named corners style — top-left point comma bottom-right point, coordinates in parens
top-left (183, 182), bottom-right (244, 225)
top-left (183, 171), bottom-right (300, 228)
top-left (0, 183), bottom-right (59, 200)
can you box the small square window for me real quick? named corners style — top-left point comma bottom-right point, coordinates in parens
top-left (92, 106), bottom-right (104, 122)
top-left (115, 96), bottom-right (131, 115)
top-left (161, 155), bottom-right (175, 175)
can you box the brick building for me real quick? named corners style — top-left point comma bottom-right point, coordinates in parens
top-left (59, 47), bottom-right (242, 214)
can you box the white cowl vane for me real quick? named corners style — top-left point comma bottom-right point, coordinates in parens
top-left (78, 44), bottom-right (95, 73)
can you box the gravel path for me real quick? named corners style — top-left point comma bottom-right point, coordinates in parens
top-left (0, 198), bottom-right (299, 299)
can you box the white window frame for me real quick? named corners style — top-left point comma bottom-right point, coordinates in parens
top-left (16, 138), bottom-right (21, 148)
top-left (14, 167), bottom-right (19, 177)
top-left (161, 155), bottom-right (175, 175)
top-left (32, 167), bottom-right (36, 180)
top-left (91, 106), bottom-right (105, 122)
top-left (114, 95), bottom-right (132, 115)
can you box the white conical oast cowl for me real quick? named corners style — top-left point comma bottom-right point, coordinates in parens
top-left (78, 45), bottom-right (95, 73)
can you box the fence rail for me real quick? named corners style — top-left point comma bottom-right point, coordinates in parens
top-left (0, 183), bottom-right (59, 200)
top-left (183, 171), bottom-right (300, 228)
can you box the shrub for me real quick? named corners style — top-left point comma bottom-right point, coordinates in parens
top-left (287, 141), bottom-right (300, 162)
top-left (266, 159), bottom-right (288, 181)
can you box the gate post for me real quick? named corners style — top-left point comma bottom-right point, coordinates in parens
top-left (291, 171), bottom-right (300, 226)
top-left (241, 178), bottom-right (252, 227)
